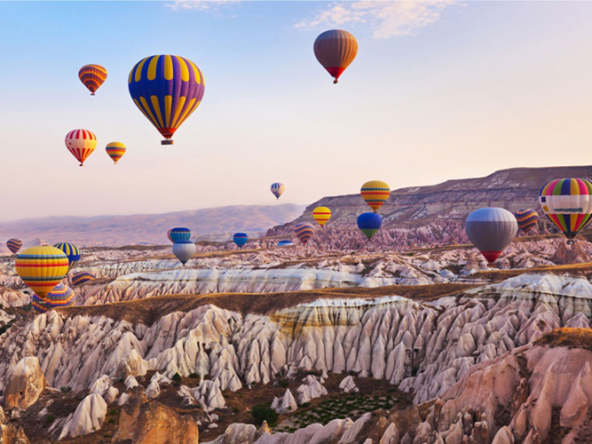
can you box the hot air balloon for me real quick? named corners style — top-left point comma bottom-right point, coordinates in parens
top-left (6, 239), bottom-right (22, 254)
top-left (313, 207), bottom-right (331, 227)
top-left (53, 242), bottom-right (80, 273)
top-left (16, 246), bottom-right (69, 299)
top-left (314, 30), bottom-right (358, 84)
top-left (128, 55), bottom-right (205, 145)
top-left (233, 233), bottom-right (248, 248)
top-left (106, 142), bottom-right (126, 165)
top-left (72, 271), bottom-right (96, 286)
top-left (465, 208), bottom-right (518, 264)
top-left (169, 227), bottom-right (191, 243)
top-left (357, 212), bottom-right (382, 240)
top-left (167, 229), bottom-right (174, 243)
top-left (294, 223), bottom-right (314, 245)
top-left (277, 240), bottom-right (294, 247)
top-left (172, 241), bottom-right (196, 265)
top-left (65, 129), bottom-right (97, 166)
top-left (514, 209), bottom-right (539, 234)
top-left (361, 181), bottom-right (390, 213)
top-left (32, 283), bottom-right (75, 313)
top-left (539, 178), bottom-right (592, 244)
top-left (79, 64), bottom-right (107, 95)
top-left (271, 183), bottom-right (285, 200)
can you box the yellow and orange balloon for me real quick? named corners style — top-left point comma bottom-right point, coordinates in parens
top-left (313, 206), bottom-right (331, 227)
top-left (106, 142), bottom-right (126, 165)
top-left (15, 246), bottom-right (69, 300)
top-left (360, 181), bottom-right (390, 212)
top-left (79, 64), bottom-right (107, 95)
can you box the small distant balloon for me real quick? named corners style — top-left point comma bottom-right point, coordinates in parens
top-left (167, 229), bottom-right (174, 243)
top-left (271, 183), bottom-right (285, 200)
top-left (361, 181), bottom-right (390, 213)
top-left (465, 208), bottom-right (518, 264)
top-left (277, 240), bottom-right (294, 247)
top-left (16, 246), bottom-right (69, 299)
top-left (294, 223), bottom-right (314, 245)
top-left (233, 233), bottom-right (248, 248)
top-left (313, 207), bottom-right (331, 227)
top-left (357, 212), bottom-right (382, 240)
top-left (72, 271), bottom-right (96, 286)
top-left (314, 30), bottom-right (358, 84)
top-left (514, 209), bottom-right (539, 234)
top-left (172, 241), bottom-right (196, 265)
top-left (6, 239), bottom-right (22, 254)
top-left (79, 64), bottom-right (107, 95)
top-left (169, 227), bottom-right (191, 243)
top-left (539, 178), bottom-right (592, 244)
top-left (106, 142), bottom-right (126, 165)
top-left (53, 242), bottom-right (81, 273)
top-left (65, 129), bottom-right (97, 166)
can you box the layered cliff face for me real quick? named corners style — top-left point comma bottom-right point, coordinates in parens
top-left (1, 271), bottom-right (592, 442)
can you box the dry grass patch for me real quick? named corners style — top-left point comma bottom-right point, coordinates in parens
top-left (534, 328), bottom-right (592, 351)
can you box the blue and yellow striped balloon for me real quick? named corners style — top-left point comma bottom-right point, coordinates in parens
top-left (15, 246), bottom-right (69, 299)
top-left (32, 283), bottom-right (75, 313)
top-left (128, 55), bottom-right (205, 145)
top-left (361, 180), bottom-right (390, 213)
top-left (106, 142), bottom-right (126, 165)
top-left (53, 242), bottom-right (81, 273)
top-left (514, 209), bottom-right (539, 234)
top-left (72, 271), bottom-right (96, 286)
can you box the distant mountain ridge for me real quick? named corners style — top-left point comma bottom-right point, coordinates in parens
top-left (267, 166), bottom-right (592, 248)
top-left (0, 204), bottom-right (305, 248)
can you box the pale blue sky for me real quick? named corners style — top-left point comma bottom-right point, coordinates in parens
top-left (1, 1), bottom-right (592, 220)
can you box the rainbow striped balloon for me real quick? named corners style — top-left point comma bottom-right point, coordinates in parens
top-left (514, 209), bottom-right (539, 234)
top-left (129, 55), bottom-right (205, 145)
top-left (53, 242), bottom-right (81, 273)
top-left (294, 223), bottom-right (314, 245)
top-left (79, 64), bottom-right (107, 95)
top-left (361, 181), bottom-right (390, 213)
top-left (313, 207), bottom-right (331, 227)
top-left (106, 142), bottom-right (126, 165)
top-left (271, 183), bottom-right (285, 200)
top-left (32, 283), bottom-right (75, 313)
top-left (65, 129), bottom-right (97, 166)
top-left (72, 271), bottom-right (96, 286)
top-left (6, 238), bottom-right (22, 254)
top-left (16, 246), bottom-right (69, 299)
top-left (539, 178), bottom-right (592, 243)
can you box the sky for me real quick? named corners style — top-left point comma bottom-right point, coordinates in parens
top-left (1, 0), bottom-right (592, 221)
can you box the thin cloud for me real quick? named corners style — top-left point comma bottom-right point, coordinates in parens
top-left (296, 1), bottom-right (458, 39)
top-left (166, 0), bottom-right (238, 12)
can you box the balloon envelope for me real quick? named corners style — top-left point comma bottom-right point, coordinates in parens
top-left (170, 227), bottom-right (191, 243)
top-left (65, 129), bottom-right (97, 166)
top-left (53, 243), bottom-right (81, 273)
top-left (313, 207), bottom-right (331, 226)
top-left (72, 272), bottom-right (96, 286)
top-left (32, 283), bottom-right (75, 313)
top-left (465, 208), bottom-right (518, 264)
top-left (79, 64), bottom-right (107, 95)
top-left (539, 178), bottom-right (592, 242)
top-left (314, 30), bottom-right (358, 84)
top-left (357, 212), bottom-right (382, 240)
top-left (16, 246), bottom-right (69, 299)
top-left (294, 223), bottom-right (314, 245)
top-left (6, 239), bottom-right (22, 254)
top-left (514, 209), bottom-right (539, 234)
top-left (233, 233), bottom-right (248, 248)
top-left (361, 181), bottom-right (390, 212)
top-left (277, 240), bottom-right (294, 247)
top-left (271, 183), bottom-right (285, 200)
top-left (128, 55), bottom-right (205, 145)
top-left (106, 142), bottom-right (126, 164)
top-left (173, 241), bottom-right (196, 265)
